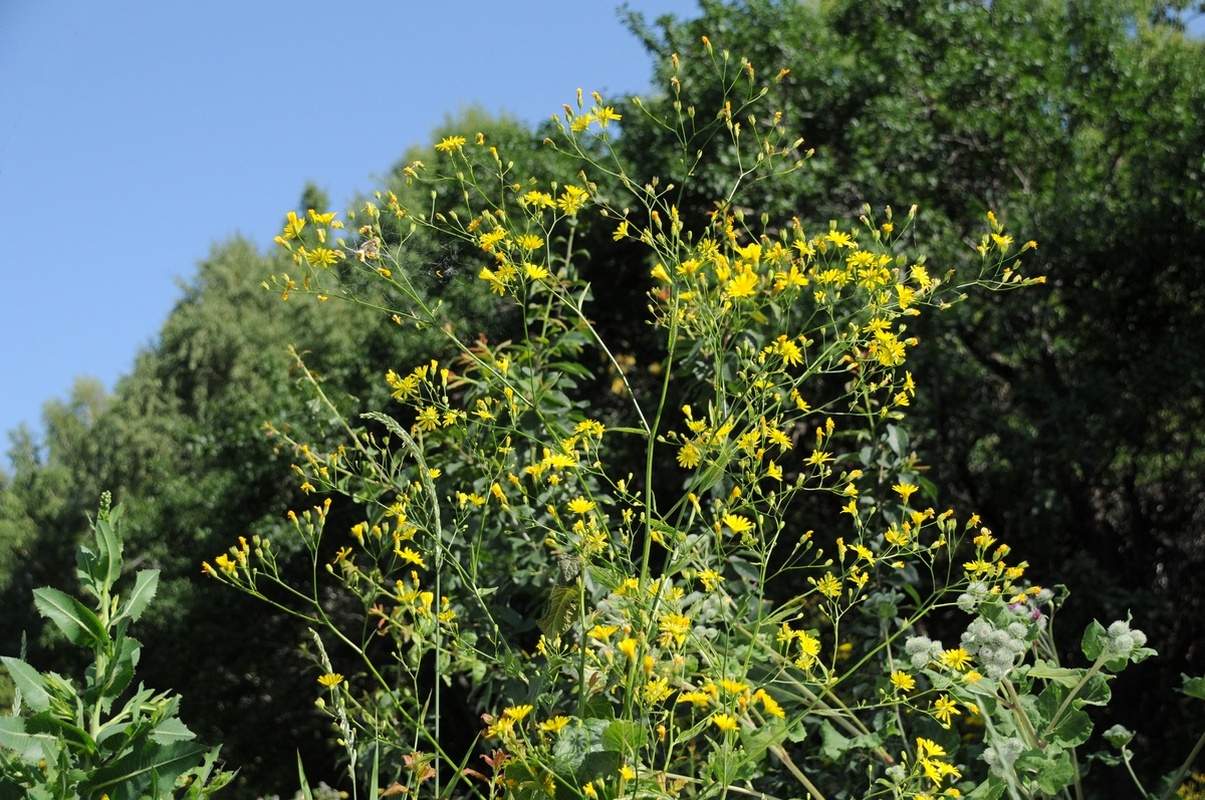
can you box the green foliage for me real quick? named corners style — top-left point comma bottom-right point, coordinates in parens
top-left (0, 494), bottom-right (233, 798)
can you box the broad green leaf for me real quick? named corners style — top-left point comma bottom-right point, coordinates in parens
top-left (0, 716), bottom-right (56, 760)
top-left (24, 711), bottom-right (96, 755)
top-left (964, 775), bottom-right (1007, 800)
top-left (32, 588), bottom-right (107, 650)
top-left (538, 585), bottom-right (579, 638)
top-left (601, 719), bottom-right (647, 754)
top-left (1081, 620), bottom-right (1108, 661)
top-left (1034, 749), bottom-right (1076, 795)
top-left (1, 657), bottom-right (50, 713)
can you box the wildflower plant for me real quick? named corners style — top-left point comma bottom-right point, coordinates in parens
top-left (204, 39), bottom-right (1200, 800)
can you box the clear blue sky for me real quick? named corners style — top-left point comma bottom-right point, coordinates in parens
top-left (0, 0), bottom-right (700, 456)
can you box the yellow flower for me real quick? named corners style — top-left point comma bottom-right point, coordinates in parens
top-left (754, 688), bottom-right (785, 718)
top-left (556, 185), bottom-right (589, 215)
top-left (282, 210), bottom-right (307, 240)
top-left (723, 514), bottom-right (754, 534)
top-left (539, 715), bottom-right (572, 733)
top-left (395, 547), bottom-right (426, 569)
top-left (892, 482), bottom-right (919, 503)
top-left (524, 262), bottom-right (550, 281)
top-left (503, 704), bottom-right (534, 721)
top-left (824, 229), bottom-right (855, 248)
top-left (939, 648), bottom-right (972, 672)
top-left (515, 233), bottom-right (544, 251)
top-left (932, 695), bottom-right (961, 727)
top-left (435, 135), bottom-right (467, 153)
top-left (810, 572), bottom-right (842, 599)
top-left (677, 442), bottom-right (702, 469)
top-left (711, 713), bottom-right (739, 733)
top-left (567, 497), bottom-right (596, 515)
top-left (890, 670), bottom-right (916, 693)
top-left (725, 269), bottom-right (759, 299)
top-left (317, 673), bottom-right (344, 688)
top-left (595, 106), bottom-right (622, 126)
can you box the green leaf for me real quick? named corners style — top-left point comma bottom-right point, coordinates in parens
top-left (1181, 674), bottom-right (1205, 701)
top-left (80, 740), bottom-right (209, 800)
top-left (964, 775), bottom-right (1007, 800)
top-left (1, 657), bottom-right (50, 713)
top-left (0, 715), bottom-right (55, 760)
top-left (94, 515), bottom-right (124, 589)
top-left (149, 717), bottom-right (196, 745)
top-left (1034, 749), bottom-right (1076, 795)
top-left (1081, 620), bottom-right (1108, 661)
top-left (601, 719), bottom-right (647, 754)
top-left (116, 569), bottom-right (159, 626)
top-left (538, 585), bottom-right (579, 638)
top-left (24, 711), bottom-right (96, 755)
top-left (1027, 660), bottom-right (1084, 687)
top-left (32, 588), bottom-right (107, 650)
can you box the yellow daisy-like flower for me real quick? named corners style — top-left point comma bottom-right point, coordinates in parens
top-left (723, 513), bottom-right (755, 534)
top-left (892, 482), bottom-right (919, 503)
top-left (395, 547), bottom-right (427, 569)
top-left (317, 673), bottom-right (344, 688)
top-left (435, 135), bottom-right (467, 153)
top-left (932, 695), bottom-right (961, 727)
top-left (503, 704), bottom-right (534, 722)
top-left (539, 715), bottom-right (572, 733)
top-left (890, 670), bottom-right (916, 693)
top-left (939, 648), bottom-right (972, 672)
top-left (567, 497), bottom-right (596, 515)
top-left (677, 442), bottom-right (702, 469)
top-left (711, 713), bottom-right (739, 733)
top-left (725, 269), bottom-right (759, 299)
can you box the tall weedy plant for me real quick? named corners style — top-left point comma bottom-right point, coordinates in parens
top-left (204, 39), bottom-right (1201, 800)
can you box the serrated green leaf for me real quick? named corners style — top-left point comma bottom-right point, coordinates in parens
top-left (116, 569), bottom-right (159, 626)
top-left (1181, 674), bottom-right (1205, 701)
top-left (32, 588), bottom-right (107, 649)
top-left (24, 711), bottom-right (96, 755)
top-left (1, 657), bottom-right (50, 713)
top-left (81, 740), bottom-right (208, 800)
top-left (538, 585), bottom-right (579, 638)
top-left (0, 715), bottom-right (54, 759)
top-left (149, 717), bottom-right (196, 744)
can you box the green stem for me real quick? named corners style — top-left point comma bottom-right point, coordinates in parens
top-left (1158, 728), bottom-right (1205, 800)
top-left (1042, 655), bottom-right (1105, 738)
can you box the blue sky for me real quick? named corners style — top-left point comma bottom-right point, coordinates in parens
top-left (0, 1), bottom-right (700, 456)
